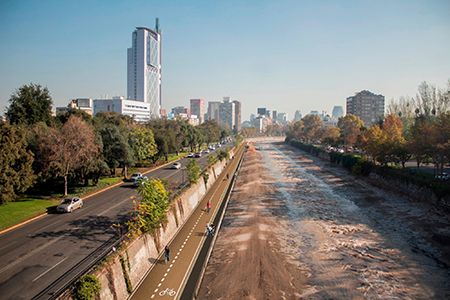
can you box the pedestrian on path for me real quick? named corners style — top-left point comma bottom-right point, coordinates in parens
top-left (206, 200), bottom-right (211, 213)
top-left (164, 245), bottom-right (170, 263)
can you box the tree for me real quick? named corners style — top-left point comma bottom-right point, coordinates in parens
top-left (338, 114), bottom-right (364, 148)
top-left (198, 120), bottom-right (221, 145)
top-left (301, 115), bottom-right (323, 143)
top-left (99, 124), bottom-right (133, 176)
top-left (186, 159), bottom-right (201, 184)
top-left (129, 126), bottom-right (157, 163)
top-left (6, 83), bottom-right (53, 126)
top-left (361, 124), bottom-right (384, 163)
top-left (321, 126), bottom-right (341, 146)
top-left (382, 114), bottom-right (407, 165)
top-left (37, 116), bottom-right (100, 195)
top-left (128, 178), bottom-right (169, 233)
top-left (0, 122), bottom-right (36, 203)
top-left (430, 112), bottom-right (450, 173)
top-left (73, 274), bottom-right (101, 300)
top-left (408, 116), bottom-right (434, 167)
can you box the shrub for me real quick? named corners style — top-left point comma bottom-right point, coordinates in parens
top-left (186, 159), bottom-right (201, 184)
top-left (73, 274), bottom-right (101, 300)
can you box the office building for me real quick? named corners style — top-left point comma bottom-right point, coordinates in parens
top-left (190, 99), bottom-right (206, 124)
top-left (346, 90), bottom-right (385, 126)
top-left (127, 19), bottom-right (162, 118)
top-left (171, 106), bottom-right (189, 117)
top-left (219, 97), bottom-right (235, 131)
top-left (257, 107), bottom-right (267, 116)
top-left (232, 100), bottom-right (241, 132)
top-left (93, 96), bottom-right (151, 122)
top-left (272, 110), bottom-right (277, 121)
top-left (56, 98), bottom-right (93, 115)
top-left (207, 101), bottom-right (221, 122)
top-left (276, 112), bottom-right (288, 124)
top-left (294, 110), bottom-right (302, 121)
top-left (332, 106), bottom-right (344, 119)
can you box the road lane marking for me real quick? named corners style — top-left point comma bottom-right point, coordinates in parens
top-left (32, 257), bottom-right (67, 282)
top-left (158, 283), bottom-right (161, 287)
top-left (164, 273), bottom-right (168, 277)
top-left (0, 236), bottom-right (64, 275)
top-left (98, 196), bottom-right (134, 216)
top-left (161, 277), bottom-right (165, 282)
top-left (154, 289), bottom-right (158, 293)
top-left (151, 294), bottom-right (155, 298)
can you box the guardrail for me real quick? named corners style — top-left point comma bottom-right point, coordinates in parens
top-left (32, 232), bottom-right (127, 300)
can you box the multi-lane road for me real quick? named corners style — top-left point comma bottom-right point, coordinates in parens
top-left (0, 148), bottom-right (227, 300)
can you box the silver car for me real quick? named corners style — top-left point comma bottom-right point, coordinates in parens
top-left (170, 162), bottom-right (181, 169)
top-left (57, 197), bottom-right (83, 213)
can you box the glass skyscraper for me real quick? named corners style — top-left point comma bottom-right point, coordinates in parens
top-left (127, 19), bottom-right (161, 118)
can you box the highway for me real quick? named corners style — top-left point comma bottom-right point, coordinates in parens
top-left (0, 148), bottom-right (228, 300)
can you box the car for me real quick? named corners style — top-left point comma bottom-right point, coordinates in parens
top-left (187, 153), bottom-right (194, 158)
top-left (435, 173), bottom-right (449, 181)
top-left (57, 197), bottom-right (83, 213)
top-left (133, 175), bottom-right (148, 187)
top-left (216, 144), bottom-right (222, 148)
top-left (208, 146), bottom-right (216, 151)
top-left (194, 152), bottom-right (202, 158)
top-left (170, 162), bottom-right (181, 169)
top-left (203, 149), bottom-right (210, 154)
top-left (130, 173), bottom-right (143, 181)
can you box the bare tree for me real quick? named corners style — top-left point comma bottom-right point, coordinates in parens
top-left (38, 116), bottom-right (100, 195)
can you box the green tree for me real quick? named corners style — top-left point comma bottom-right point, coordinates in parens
top-left (98, 124), bottom-right (133, 177)
top-left (0, 122), bottom-right (36, 203)
top-left (73, 274), bottom-right (101, 300)
top-left (129, 178), bottom-right (170, 233)
top-left (321, 126), bottom-right (341, 146)
top-left (186, 159), bottom-right (201, 184)
top-left (6, 83), bottom-right (53, 126)
top-left (129, 126), bottom-right (157, 163)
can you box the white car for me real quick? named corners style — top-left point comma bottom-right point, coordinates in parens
top-left (130, 173), bottom-right (143, 181)
top-left (187, 153), bottom-right (194, 158)
top-left (57, 197), bottom-right (83, 213)
top-left (133, 175), bottom-right (148, 187)
top-left (170, 162), bottom-right (181, 169)
top-left (203, 149), bottom-right (210, 154)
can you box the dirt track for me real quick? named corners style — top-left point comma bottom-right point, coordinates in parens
top-left (198, 141), bottom-right (450, 299)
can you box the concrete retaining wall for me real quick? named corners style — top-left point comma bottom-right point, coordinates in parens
top-left (93, 158), bottom-right (229, 299)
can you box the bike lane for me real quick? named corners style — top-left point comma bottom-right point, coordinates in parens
top-left (130, 146), bottom-right (244, 300)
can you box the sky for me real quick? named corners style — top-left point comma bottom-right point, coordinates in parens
top-left (0, 0), bottom-right (449, 121)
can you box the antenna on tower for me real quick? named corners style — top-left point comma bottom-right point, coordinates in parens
top-left (155, 18), bottom-right (160, 33)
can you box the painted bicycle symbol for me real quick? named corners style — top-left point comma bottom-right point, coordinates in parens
top-left (159, 288), bottom-right (177, 297)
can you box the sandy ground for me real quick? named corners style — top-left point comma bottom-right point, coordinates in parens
top-left (198, 141), bottom-right (450, 299)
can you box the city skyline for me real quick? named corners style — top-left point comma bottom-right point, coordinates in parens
top-left (1, 0), bottom-right (449, 120)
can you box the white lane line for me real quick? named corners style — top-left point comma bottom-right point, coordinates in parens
top-left (170, 264), bottom-right (173, 268)
top-left (98, 195), bottom-right (134, 216)
top-left (161, 277), bottom-right (165, 282)
top-left (154, 289), bottom-right (158, 293)
top-left (164, 273), bottom-right (168, 277)
top-left (158, 283), bottom-right (161, 287)
top-left (167, 268), bottom-right (171, 272)
top-left (0, 236), bottom-right (64, 275)
top-left (151, 294), bottom-right (155, 299)
top-left (32, 257), bottom-right (67, 282)
top-left (175, 255), bottom-right (178, 259)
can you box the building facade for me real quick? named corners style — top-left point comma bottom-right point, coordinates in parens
top-left (219, 98), bottom-right (235, 131)
top-left (294, 110), bottom-right (302, 121)
top-left (332, 105), bottom-right (344, 119)
top-left (93, 96), bottom-right (151, 122)
top-left (190, 99), bottom-right (205, 124)
top-left (207, 101), bottom-right (221, 122)
top-left (127, 19), bottom-right (162, 118)
top-left (56, 98), bottom-right (93, 115)
top-left (346, 90), bottom-right (385, 126)
top-left (232, 100), bottom-right (241, 132)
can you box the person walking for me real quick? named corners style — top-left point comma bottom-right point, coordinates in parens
top-left (206, 200), bottom-right (211, 213)
top-left (164, 245), bottom-right (170, 263)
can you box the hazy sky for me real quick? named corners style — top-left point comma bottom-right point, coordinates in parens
top-left (1, 0), bottom-right (449, 120)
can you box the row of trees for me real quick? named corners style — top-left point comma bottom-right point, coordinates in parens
top-left (286, 81), bottom-right (450, 173)
top-left (1, 84), bottom-right (227, 203)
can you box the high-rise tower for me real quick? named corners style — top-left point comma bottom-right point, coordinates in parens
top-left (127, 18), bottom-right (162, 118)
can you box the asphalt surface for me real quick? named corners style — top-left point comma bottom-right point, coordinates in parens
top-left (0, 147), bottom-right (229, 300)
top-left (130, 145), bottom-right (244, 300)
